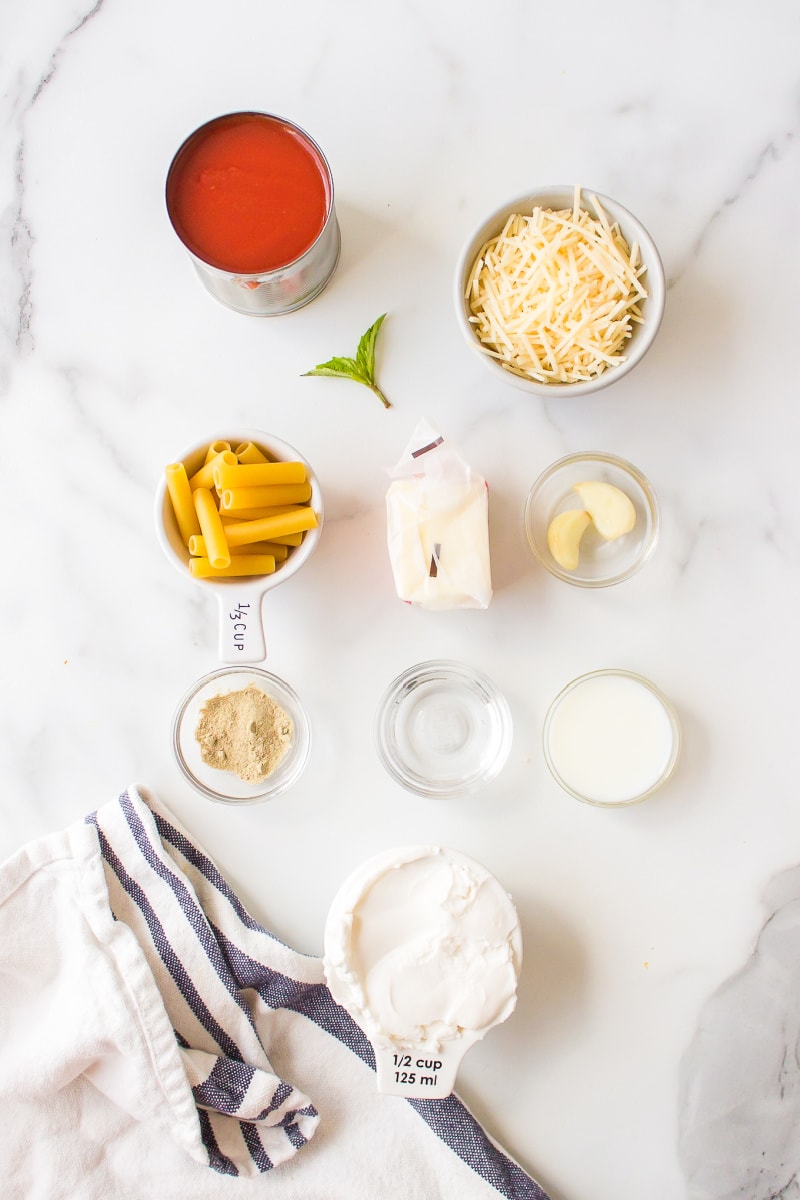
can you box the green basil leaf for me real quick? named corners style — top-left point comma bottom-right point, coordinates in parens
top-left (355, 312), bottom-right (386, 381)
top-left (302, 315), bottom-right (390, 408)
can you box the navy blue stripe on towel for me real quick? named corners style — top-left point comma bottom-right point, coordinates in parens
top-left (410, 1096), bottom-right (550, 1200)
top-left (193, 1058), bottom-right (257, 1115)
top-left (240, 1123), bottom-right (273, 1173)
top-left (217, 931), bottom-right (376, 1069)
top-left (88, 818), bottom-right (243, 1063)
top-left (119, 793), bottom-right (259, 1031)
top-left (197, 1110), bottom-right (239, 1177)
top-left (153, 807), bottom-right (287, 944)
top-left (89, 800), bottom-right (307, 1179)
top-left (216, 931), bottom-right (544, 1200)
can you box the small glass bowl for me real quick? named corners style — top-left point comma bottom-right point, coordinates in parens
top-left (375, 660), bottom-right (513, 798)
top-left (524, 451), bottom-right (659, 587)
top-left (172, 666), bottom-right (311, 804)
top-left (542, 668), bottom-right (680, 807)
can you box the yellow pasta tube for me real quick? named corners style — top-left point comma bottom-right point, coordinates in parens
top-left (220, 504), bottom-right (304, 523)
top-left (234, 441), bottom-right (270, 464)
top-left (164, 462), bottom-right (201, 545)
top-left (189, 449), bottom-right (237, 492)
top-left (267, 532), bottom-right (304, 546)
top-left (193, 488), bottom-right (231, 569)
top-left (213, 461), bottom-right (307, 491)
top-left (189, 555), bottom-right (277, 578)
top-left (246, 541), bottom-right (290, 560)
top-left (224, 507), bottom-right (318, 547)
top-left (204, 440), bottom-right (231, 462)
top-left (188, 535), bottom-right (290, 561)
top-left (219, 483), bottom-right (312, 511)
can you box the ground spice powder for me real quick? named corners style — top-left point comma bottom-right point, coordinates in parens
top-left (195, 684), bottom-right (293, 782)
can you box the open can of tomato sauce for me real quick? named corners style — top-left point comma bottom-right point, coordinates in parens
top-left (166, 112), bottom-right (340, 315)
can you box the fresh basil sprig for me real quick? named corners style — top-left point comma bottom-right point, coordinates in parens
top-left (302, 313), bottom-right (390, 408)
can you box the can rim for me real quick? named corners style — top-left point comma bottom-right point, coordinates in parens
top-left (165, 110), bottom-right (336, 278)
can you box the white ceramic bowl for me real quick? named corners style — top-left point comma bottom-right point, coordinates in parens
top-left (454, 186), bottom-right (665, 397)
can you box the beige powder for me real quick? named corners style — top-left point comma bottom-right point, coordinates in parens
top-left (195, 684), bottom-right (293, 782)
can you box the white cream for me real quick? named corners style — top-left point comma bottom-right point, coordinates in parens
top-left (323, 846), bottom-right (521, 1052)
top-left (545, 670), bottom-right (679, 805)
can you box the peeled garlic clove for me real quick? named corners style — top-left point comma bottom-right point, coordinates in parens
top-left (572, 481), bottom-right (636, 540)
top-left (547, 508), bottom-right (593, 570)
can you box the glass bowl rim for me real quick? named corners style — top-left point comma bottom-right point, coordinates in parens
top-left (541, 667), bottom-right (681, 807)
top-left (523, 450), bottom-right (660, 587)
top-left (172, 664), bottom-right (311, 804)
top-left (374, 658), bottom-right (513, 798)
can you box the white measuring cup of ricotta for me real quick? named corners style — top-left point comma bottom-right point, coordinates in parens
top-left (323, 845), bottom-right (522, 1099)
top-left (155, 429), bottom-right (323, 663)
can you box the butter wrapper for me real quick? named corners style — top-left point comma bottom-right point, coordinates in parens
top-left (385, 419), bottom-right (492, 610)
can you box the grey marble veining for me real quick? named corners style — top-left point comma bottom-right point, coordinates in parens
top-left (680, 868), bottom-right (800, 1200)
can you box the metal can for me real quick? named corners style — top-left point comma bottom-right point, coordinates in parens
top-left (166, 111), bottom-right (340, 316)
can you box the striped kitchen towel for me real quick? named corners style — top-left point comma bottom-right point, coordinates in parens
top-left (0, 785), bottom-right (552, 1200)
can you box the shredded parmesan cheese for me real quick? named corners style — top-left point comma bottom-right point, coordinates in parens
top-left (465, 188), bottom-right (648, 384)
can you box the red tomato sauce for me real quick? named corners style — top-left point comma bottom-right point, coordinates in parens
top-left (166, 113), bottom-right (331, 274)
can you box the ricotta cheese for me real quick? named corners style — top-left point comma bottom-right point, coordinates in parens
top-left (323, 846), bottom-right (521, 1051)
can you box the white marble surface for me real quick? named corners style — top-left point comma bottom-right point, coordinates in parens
top-left (1, 1), bottom-right (799, 1197)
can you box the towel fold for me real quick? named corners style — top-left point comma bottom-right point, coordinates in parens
top-left (0, 785), bottom-right (551, 1200)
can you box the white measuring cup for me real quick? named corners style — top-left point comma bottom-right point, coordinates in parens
top-left (370, 1026), bottom-right (491, 1100)
top-left (323, 845), bottom-right (522, 1100)
top-left (155, 429), bottom-right (323, 663)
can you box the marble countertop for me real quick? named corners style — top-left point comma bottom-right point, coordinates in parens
top-left (2, 1), bottom-right (799, 1197)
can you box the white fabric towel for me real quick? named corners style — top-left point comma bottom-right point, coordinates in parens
top-left (0, 785), bottom-right (551, 1199)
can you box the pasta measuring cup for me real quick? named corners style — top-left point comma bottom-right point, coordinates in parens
top-left (155, 430), bottom-right (323, 663)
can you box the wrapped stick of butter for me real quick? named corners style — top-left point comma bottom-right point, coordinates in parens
top-left (385, 419), bottom-right (492, 610)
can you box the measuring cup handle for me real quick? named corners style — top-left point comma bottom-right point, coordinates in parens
top-left (216, 584), bottom-right (267, 663)
top-left (372, 1041), bottom-right (466, 1099)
